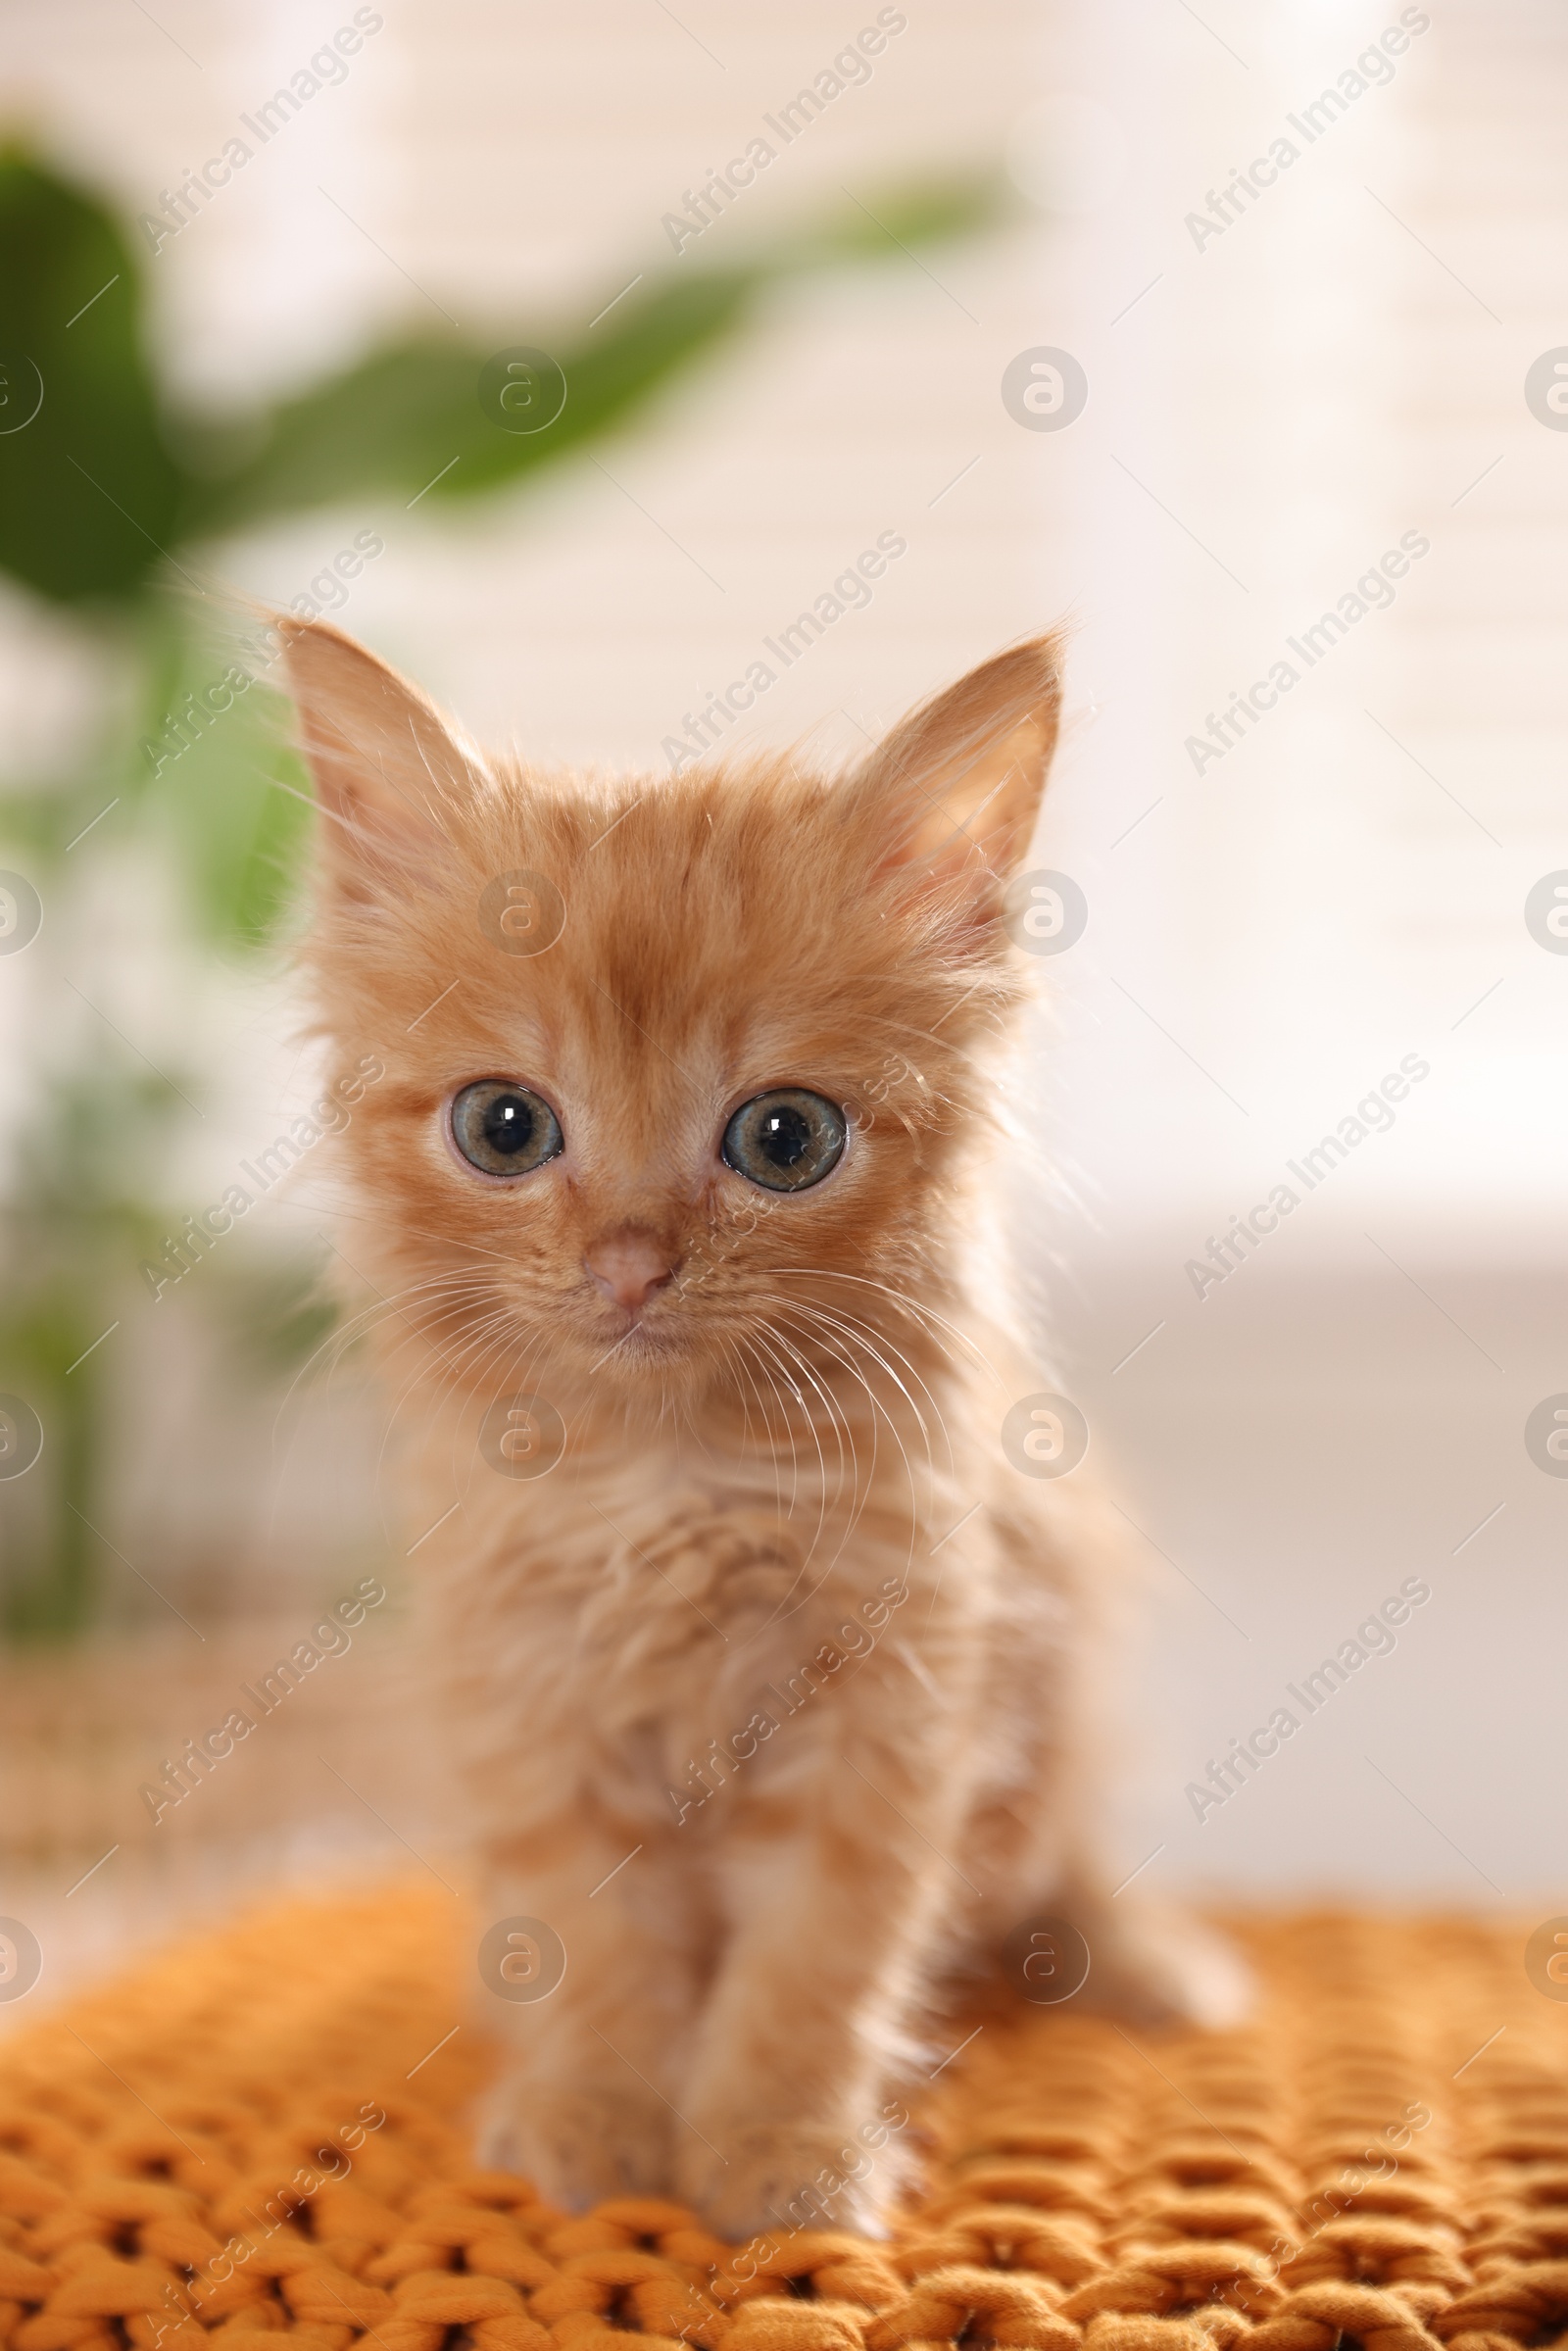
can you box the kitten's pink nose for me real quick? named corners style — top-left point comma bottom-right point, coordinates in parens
top-left (584, 1228), bottom-right (676, 1315)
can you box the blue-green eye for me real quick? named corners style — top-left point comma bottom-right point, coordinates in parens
top-left (451, 1080), bottom-right (563, 1177)
top-left (722, 1090), bottom-right (846, 1193)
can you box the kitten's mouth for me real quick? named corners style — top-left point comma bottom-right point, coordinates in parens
top-left (584, 1300), bottom-right (684, 1364)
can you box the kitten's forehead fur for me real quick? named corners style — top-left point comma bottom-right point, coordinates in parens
top-left (284, 618), bottom-right (1063, 1405)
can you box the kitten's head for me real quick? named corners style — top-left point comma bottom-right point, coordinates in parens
top-left (285, 622), bottom-right (1062, 1414)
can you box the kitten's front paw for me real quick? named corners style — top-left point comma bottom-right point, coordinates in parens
top-left (1081, 1901), bottom-right (1252, 2031)
top-left (675, 2120), bottom-right (913, 2244)
top-left (477, 2072), bottom-right (674, 2207)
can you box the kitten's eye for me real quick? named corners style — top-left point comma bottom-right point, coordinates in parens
top-left (722, 1089), bottom-right (847, 1193)
top-left (451, 1080), bottom-right (563, 1177)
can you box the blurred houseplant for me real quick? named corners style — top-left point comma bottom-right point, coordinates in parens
top-left (0, 149), bottom-right (1001, 1641)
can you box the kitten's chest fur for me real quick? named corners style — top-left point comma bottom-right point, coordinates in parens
top-left (423, 1394), bottom-right (1002, 1834)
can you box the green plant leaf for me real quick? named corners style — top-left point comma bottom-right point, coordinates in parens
top-left (148, 635), bottom-right (314, 948)
top-left (0, 152), bottom-right (188, 602)
top-left (183, 270), bottom-right (753, 535)
top-left (182, 175), bottom-right (1006, 534)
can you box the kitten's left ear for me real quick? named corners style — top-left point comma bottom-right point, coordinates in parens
top-left (853, 631), bottom-right (1064, 882)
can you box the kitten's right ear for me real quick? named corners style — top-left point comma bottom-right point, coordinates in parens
top-left (280, 618), bottom-right (491, 899)
top-left (851, 632), bottom-right (1065, 887)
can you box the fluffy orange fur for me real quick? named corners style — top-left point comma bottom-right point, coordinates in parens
top-left (284, 621), bottom-right (1243, 2240)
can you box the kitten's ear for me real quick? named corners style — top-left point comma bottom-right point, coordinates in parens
top-left (279, 617), bottom-right (492, 897)
top-left (853, 633), bottom-right (1064, 881)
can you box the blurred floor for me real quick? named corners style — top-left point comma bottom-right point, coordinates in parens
top-left (0, 1598), bottom-right (447, 2023)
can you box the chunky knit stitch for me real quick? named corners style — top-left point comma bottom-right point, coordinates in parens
top-left (0, 1893), bottom-right (1561, 2351)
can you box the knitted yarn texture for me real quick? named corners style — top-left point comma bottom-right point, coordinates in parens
top-left (0, 1892), bottom-right (1561, 2351)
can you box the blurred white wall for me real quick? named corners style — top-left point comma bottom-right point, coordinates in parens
top-left (5, 0), bottom-right (1567, 1918)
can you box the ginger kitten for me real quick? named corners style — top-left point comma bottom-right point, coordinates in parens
top-left (283, 620), bottom-right (1241, 2240)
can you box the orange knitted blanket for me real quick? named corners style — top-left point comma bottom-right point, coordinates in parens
top-left (1, 1889), bottom-right (1563, 2351)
